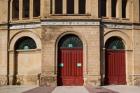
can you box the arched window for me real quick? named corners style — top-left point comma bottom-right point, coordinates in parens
top-left (101, 0), bottom-right (107, 17)
top-left (67, 0), bottom-right (74, 14)
top-left (79, 0), bottom-right (86, 14)
top-left (12, 0), bottom-right (19, 19)
top-left (23, 0), bottom-right (30, 18)
top-left (105, 37), bottom-right (125, 50)
top-left (55, 0), bottom-right (62, 14)
top-left (111, 0), bottom-right (117, 17)
top-left (33, 0), bottom-right (40, 17)
top-left (15, 37), bottom-right (37, 50)
top-left (59, 35), bottom-right (83, 48)
top-left (122, 0), bottom-right (127, 18)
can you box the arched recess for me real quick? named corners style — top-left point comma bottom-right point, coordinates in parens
top-left (13, 37), bottom-right (37, 84)
top-left (55, 31), bottom-right (87, 86)
top-left (104, 31), bottom-right (132, 50)
top-left (104, 30), bottom-right (132, 85)
top-left (105, 36), bottom-right (126, 85)
top-left (57, 34), bottom-right (83, 86)
top-left (9, 31), bottom-right (42, 85)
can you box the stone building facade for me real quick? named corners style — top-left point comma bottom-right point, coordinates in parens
top-left (0, 0), bottom-right (140, 86)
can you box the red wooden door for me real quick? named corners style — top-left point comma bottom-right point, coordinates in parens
top-left (105, 50), bottom-right (126, 85)
top-left (57, 48), bottom-right (83, 86)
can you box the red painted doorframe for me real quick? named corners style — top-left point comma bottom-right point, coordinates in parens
top-left (105, 50), bottom-right (126, 85)
top-left (57, 48), bottom-right (84, 86)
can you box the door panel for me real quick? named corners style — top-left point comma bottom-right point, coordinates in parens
top-left (105, 50), bottom-right (126, 85)
top-left (57, 48), bottom-right (83, 86)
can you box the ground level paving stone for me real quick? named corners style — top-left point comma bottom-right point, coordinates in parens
top-left (52, 86), bottom-right (89, 93)
top-left (0, 85), bottom-right (37, 93)
top-left (0, 85), bottom-right (140, 93)
top-left (103, 85), bottom-right (140, 93)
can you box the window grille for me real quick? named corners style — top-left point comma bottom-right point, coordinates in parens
top-left (59, 35), bottom-right (83, 48)
top-left (15, 37), bottom-right (37, 50)
top-left (106, 37), bottom-right (125, 49)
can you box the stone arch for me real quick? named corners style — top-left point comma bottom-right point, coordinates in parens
top-left (55, 31), bottom-right (88, 84)
top-left (9, 30), bottom-right (42, 50)
top-left (9, 30), bottom-right (42, 85)
top-left (105, 36), bottom-right (125, 49)
top-left (104, 30), bottom-right (132, 50)
top-left (15, 36), bottom-right (37, 50)
top-left (104, 30), bottom-right (133, 85)
top-left (55, 31), bottom-right (87, 48)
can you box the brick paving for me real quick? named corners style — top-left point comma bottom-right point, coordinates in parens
top-left (52, 86), bottom-right (89, 93)
top-left (0, 85), bottom-right (140, 93)
top-left (103, 85), bottom-right (140, 93)
top-left (85, 85), bottom-right (118, 93)
top-left (23, 86), bottom-right (56, 93)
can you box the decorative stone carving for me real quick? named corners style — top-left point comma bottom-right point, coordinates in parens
top-left (39, 73), bottom-right (56, 86)
top-left (10, 23), bottom-right (41, 29)
top-left (16, 75), bottom-right (24, 85)
top-left (128, 75), bottom-right (133, 85)
top-left (10, 20), bottom-right (100, 29)
top-left (104, 23), bottom-right (132, 29)
top-left (134, 76), bottom-right (140, 86)
top-left (0, 75), bottom-right (7, 86)
top-left (42, 20), bottom-right (100, 26)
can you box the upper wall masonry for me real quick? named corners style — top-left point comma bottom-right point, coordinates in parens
top-left (0, 0), bottom-right (140, 24)
top-left (0, 0), bottom-right (8, 24)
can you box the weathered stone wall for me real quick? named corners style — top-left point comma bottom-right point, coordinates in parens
top-left (41, 25), bottom-right (100, 86)
top-left (0, 0), bottom-right (140, 86)
top-left (0, 29), bottom-right (8, 86)
top-left (0, 0), bottom-right (8, 24)
top-left (133, 29), bottom-right (140, 86)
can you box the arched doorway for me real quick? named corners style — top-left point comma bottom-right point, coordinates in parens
top-left (13, 36), bottom-right (37, 84)
top-left (57, 34), bottom-right (84, 86)
top-left (105, 37), bottom-right (126, 85)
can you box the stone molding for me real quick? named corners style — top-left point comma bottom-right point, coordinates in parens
top-left (7, 20), bottom-right (140, 30)
top-left (41, 20), bottom-right (100, 26)
top-left (9, 20), bottom-right (100, 29)
top-left (104, 23), bottom-right (133, 29)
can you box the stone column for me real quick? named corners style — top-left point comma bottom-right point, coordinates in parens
top-left (30, 0), bottom-right (33, 19)
top-left (10, 2), bottom-right (12, 21)
top-left (132, 0), bottom-right (140, 22)
top-left (126, 0), bottom-right (130, 19)
top-left (45, 0), bottom-right (50, 16)
top-left (19, 0), bottom-right (23, 20)
top-left (52, 0), bottom-right (55, 14)
top-left (117, 0), bottom-right (122, 18)
top-left (63, 0), bottom-right (67, 14)
top-left (86, 0), bottom-right (91, 14)
top-left (9, 51), bottom-right (15, 85)
top-left (74, 0), bottom-right (79, 14)
top-left (107, 0), bottom-right (111, 17)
